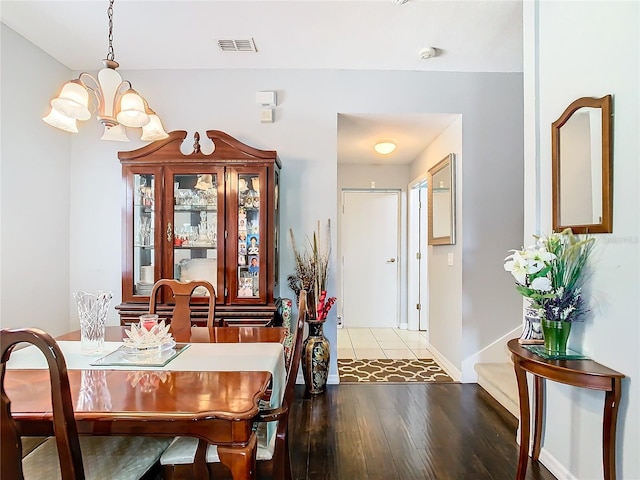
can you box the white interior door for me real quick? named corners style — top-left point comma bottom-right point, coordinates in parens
top-left (341, 191), bottom-right (399, 328)
top-left (408, 179), bottom-right (429, 332)
top-left (418, 182), bottom-right (429, 331)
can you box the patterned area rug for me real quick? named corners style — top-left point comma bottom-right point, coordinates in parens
top-left (338, 358), bottom-right (455, 383)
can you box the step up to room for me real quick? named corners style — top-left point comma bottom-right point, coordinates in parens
top-left (475, 362), bottom-right (519, 418)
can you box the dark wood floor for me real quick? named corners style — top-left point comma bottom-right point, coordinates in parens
top-left (289, 383), bottom-right (557, 480)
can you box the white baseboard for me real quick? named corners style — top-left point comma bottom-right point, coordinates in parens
top-left (516, 426), bottom-right (577, 480)
top-left (426, 342), bottom-right (462, 381)
top-left (295, 371), bottom-right (340, 385)
top-left (538, 447), bottom-right (577, 480)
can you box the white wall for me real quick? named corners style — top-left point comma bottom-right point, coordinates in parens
top-left (0, 24), bottom-right (71, 334)
top-left (1, 26), bottom-right (524, 382)
top-left (410, 111), bottom-right (525, 382)
top-left (411, 118), bottom-right (464, 371)
top-left (524, 1), bottom-right (639, 479)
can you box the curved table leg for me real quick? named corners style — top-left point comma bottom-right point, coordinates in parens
top-left (603, 378), bottom-right (622, 480)
top-left (217, 433), bottom-right (257, 480)
top-left (532, 375), bottom-right (544, 460)
top-left (513, 357), bottom-right (530, 480)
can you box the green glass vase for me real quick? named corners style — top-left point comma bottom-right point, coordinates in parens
top-left (541, 318), bottom-right (572, 355)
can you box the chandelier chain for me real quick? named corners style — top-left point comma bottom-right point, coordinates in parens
top-left (106, 0), bottom-right (115, 61)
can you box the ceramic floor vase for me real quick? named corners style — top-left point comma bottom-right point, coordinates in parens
top-left (302, 321), bottom-right (330, 394)
top-left (541, 318), bottom-right (572, 355)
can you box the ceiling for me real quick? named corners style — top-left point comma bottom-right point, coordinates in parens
top-left (1, 0), bottom-right (523, 165)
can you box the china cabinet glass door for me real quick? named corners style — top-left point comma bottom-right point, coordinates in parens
top-left (229, 167), bottom-right (267, 303)
top-left (165, 166), bottom-right (224, 302)
top-left (123, 166), bottom-right (162, 302)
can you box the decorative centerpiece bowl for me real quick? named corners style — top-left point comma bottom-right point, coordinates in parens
top-left (123, 319), bottom-right (175, 352)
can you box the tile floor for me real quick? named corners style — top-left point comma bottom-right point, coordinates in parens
top-left (337, 327), bottom-right (434, 360)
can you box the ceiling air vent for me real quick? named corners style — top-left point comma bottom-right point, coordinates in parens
top-left (217, 39), bottom-right (257, 52)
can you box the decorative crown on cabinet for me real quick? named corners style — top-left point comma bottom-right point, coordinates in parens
top-left (116, 130), bottom-right (281, 327)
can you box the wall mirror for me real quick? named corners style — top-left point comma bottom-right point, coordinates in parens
top-left (428, 153), bottom-right (456, 245)
top-left (552, 95), bottom-right (612, 233)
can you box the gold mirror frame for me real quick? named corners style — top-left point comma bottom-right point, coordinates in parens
top-left (428, 153), bottom-right (456, 245)
top-left (551, 95), bottom-right (613, 234)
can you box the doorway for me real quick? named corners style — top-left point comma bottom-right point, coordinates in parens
top-left (408, 178), bottom-right (429, 334)
top-left (341, 190), bottom-right (400, 328)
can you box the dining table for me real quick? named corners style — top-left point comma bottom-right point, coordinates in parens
top-left (4, 325), bottom-right (287, 480)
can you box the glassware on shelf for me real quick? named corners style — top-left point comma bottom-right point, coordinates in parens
top-left (135, 175), bottom-right (155, 208)
top-left (204, 188), bottom-right (217, 206)
top-left (136, 176), bottom-right (147, 205)
top-left (206, 225), bottom-right (217, 248)
top-left (138, 216), bottom-right (153, 246)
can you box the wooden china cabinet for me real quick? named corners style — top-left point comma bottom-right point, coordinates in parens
top-left (116, 130), bottom-right (281, 326)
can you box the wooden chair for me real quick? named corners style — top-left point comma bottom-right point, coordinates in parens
top-left (160, 290), bottom-right (308, 480)
top-left (1, 327), bottom-right (171, 480)
top-left (149, 279), bottom-right (216, 338)
top-left (275, 297), bottom-right (295, 372)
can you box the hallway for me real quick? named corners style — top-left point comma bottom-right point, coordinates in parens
top-left (337, 327), bottom-right (433, 360)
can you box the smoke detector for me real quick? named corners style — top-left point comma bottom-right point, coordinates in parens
top-left (419, 47), bottom-right (437, 60)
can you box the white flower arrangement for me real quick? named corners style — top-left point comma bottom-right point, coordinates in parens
top-left (504, 229), bottom-right (595, 322)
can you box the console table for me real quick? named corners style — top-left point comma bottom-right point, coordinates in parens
top-left (507, 339), bottom-right (625, 480)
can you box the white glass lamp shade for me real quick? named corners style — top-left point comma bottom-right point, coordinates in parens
top-left (374, 141), bottom-right (396, 155)
top-left (140, 114), bottom-right (169, 141)
top-left (116, 90), bottom-right (150, 127)
top-left (50, 80), bottom-right (91, 121)
top-left (101, 124), bottom-right (130, 142)
top-left (42, 107), bottom-right (79, 133)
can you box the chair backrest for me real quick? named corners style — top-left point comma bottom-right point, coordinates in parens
top-left (277, 298), bottom-right (295, 371)
top-left (1, 328), bottom-right (84, 480)
top-left (149, 279), bottom-right (216, 338)
top-left (260, 290), bottom-right (306, 479)
top-left (281, 290), bottom-right (307, 417)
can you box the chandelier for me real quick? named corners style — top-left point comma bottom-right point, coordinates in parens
top-left (42, 0), bottom-right (168, 142)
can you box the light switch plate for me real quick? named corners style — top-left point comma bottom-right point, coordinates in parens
top-left (447, 253), bottom-right (454, 266)
top-left (260, 108), bottom-right (274, 123)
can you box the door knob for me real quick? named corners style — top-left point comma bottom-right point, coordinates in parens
top-left (386, 258), bottom-right (396, 263)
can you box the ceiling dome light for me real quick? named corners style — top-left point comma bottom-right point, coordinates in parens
top-left (374, 141), bottom-right (397, 155)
